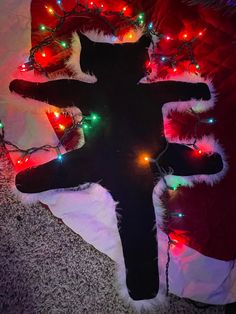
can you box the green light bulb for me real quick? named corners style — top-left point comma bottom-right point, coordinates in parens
top-left (91, 114), bottom-right (98, 121)
top-left (61, 41), bottom-right (67, 48)
top-left (40, 25), bottom-right (46, 31)
top-left (0, 122), bottom-right (3, 128)
top-left (83, 124), bottom-right (88, 129)
top-left (138, 13), bottom-right (144, 20)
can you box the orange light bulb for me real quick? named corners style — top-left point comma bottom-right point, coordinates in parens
top-left (59, 124), bottom-right (65, 130)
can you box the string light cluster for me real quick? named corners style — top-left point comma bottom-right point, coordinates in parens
top-left (18, 0), bottom-right (205, 77)
top-left (146, 29), bottom-right (206, 79)
top-left (18, 0), bottom-right (149, 74)
top-left (0, 111), bottom-right (100, 166)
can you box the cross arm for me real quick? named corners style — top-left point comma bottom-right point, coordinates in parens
top-left (140, 80), bottom-right (211, 105)
top-left (9, 79), bottom-right (93, 114)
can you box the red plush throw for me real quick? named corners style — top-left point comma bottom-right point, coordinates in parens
top-left (7, 0), bottom-right (236, 311)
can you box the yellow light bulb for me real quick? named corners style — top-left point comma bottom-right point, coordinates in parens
top-left (54, 112), bottom-right (60, 118)
top-left (59, 124), bottom-right (65, 130)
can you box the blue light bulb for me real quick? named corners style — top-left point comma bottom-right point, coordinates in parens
top-left (208, 118), bottom-right (215, 124)
top-left (148, 22), bottom-right (153, 30)
top-left (58, 154), bottom-right (63, 161)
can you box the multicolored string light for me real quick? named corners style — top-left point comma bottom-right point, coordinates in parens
top-left (0, 111), bottom-right (100, 165)
top-left (18, 0), bottom-right (205, 77)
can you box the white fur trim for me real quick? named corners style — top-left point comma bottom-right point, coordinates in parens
top-left (81, 29), bottom-right (144, 44)
top-left (66, 32), bottom-right (98, 83)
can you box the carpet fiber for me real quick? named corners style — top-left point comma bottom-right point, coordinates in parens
top-left (0, 151), bottom-right (225, 313)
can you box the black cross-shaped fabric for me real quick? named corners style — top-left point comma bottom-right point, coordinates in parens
top-left (9, 33), bottom-right (223, 300)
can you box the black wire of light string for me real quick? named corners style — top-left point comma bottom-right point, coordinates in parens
top-left (29, 0), bottom-right (149, 73)
top-left (0, 113), bottom-right (85, 159)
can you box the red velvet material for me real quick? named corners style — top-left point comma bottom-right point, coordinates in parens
top-left (30, 0), bottom-right (236, 261)
top-left (150, 1), bottom-right (236, 261)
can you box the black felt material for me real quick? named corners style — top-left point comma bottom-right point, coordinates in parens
top-left (9, 34), bottom-right (223, 301)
